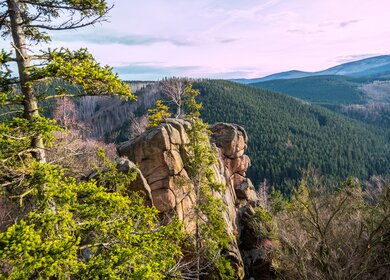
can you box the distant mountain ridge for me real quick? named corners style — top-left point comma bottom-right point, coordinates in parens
top-left (234, 55), bottom-right (390, 84)
top-left (318, 55), bottom-right (390, 77)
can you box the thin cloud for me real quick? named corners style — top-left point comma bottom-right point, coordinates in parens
top-left (319, 19), bottom-right (361, 28)
top-left (113, 63), bottom-right (261, 80)
top-left (339, 19), bottom-right (360, 28)
top-left (53, 32), bottom-right (194, 47)
top-left (287, 29), bottom-right (305, 34)
top-left (336, 53), bottom-right (383, 63)
top-left (218, 38), bottom-right (240, 44)
top-left (114, 63), bottom-right (200, 76)
top-left (204, 0), bottom-right (280, 34)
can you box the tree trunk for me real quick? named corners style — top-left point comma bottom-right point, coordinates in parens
top-left (7, 0), bottom-right (46, 162)
top-left (175, 103), bottom-right (182, 119)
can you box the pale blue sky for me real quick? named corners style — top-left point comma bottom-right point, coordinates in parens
top-left (3, 0), bottom-right (390, 80)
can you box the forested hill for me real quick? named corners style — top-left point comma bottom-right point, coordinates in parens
top-left (195, 80), bottom-right (390, 191)
top-left (37, 79), bottom-right (390, 192)
top-left (251, 75), bottom-right (366, 105)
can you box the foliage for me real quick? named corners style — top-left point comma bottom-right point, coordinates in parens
top-left (0, 116), bottom-right (60, 194)
top-left (272, 176), bottom-right (390, 280)
top-left (30, 48), bottom-right (133, 98)
top-left (147, 100), bottom-right (171, 128)
top-left (269, 188), bottom-right (287, 215)
top-left (245, 207), bottom-right (276, 241)
top-left (0, 153), bottom-right (184, 279)
top-left (252, 74), bottom-right (390, 130)
top-left (0, 0), bottom-right (133, 162)
top-left (195, 80), bottom-right (390, 193)
top-left (0, 2), bottom-right (187, 279)
top-left (183, 83), bottom-right (235, 279)
top-left (336, 103), bottom-right (390, 130)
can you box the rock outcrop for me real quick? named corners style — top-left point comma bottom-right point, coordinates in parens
top-left (118, 119), bottom-right (196, 226)
top-left (117, 119), bottom-right (260, 279)
top-left (209, 123), bottom-right (258, 206)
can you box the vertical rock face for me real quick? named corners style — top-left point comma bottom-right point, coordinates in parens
top-left (209, 123), bottom-right (258, 206)
top-left (117, 119), bottom-right (259, 279)
top-left (118, 119), bottom-right (196, 229)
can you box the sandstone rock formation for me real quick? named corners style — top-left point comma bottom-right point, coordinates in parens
top-left (116, 158), bottom-right (153, 206)
top-left (209, 123), bottom-right (258, 206)
top-left (118, 119), bottom-right (195, 224)
top-left (117, 119), bottom-right (260, 279)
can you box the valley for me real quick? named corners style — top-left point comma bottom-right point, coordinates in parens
top-left (63, 78), bottom-right (390, 193)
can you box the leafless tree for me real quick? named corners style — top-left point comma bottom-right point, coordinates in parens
top-left (160, 77), bottom-right (187, 118)
top-left (46, 130), bottom-right (117, 178)
top-left (257, 179), bottom-right (271, 209)
top-left (273, 177), bottom-right (390, 280)
top-left (49, 97), bottom-right (117, 176)
top-left (52, 97), bottom-right (78, 128)
top-left (128, 114), bottom-right (148, 139)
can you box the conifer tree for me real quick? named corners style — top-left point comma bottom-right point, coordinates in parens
top-left (0, 2), bottom-right (187, 278)
top-left (0, 0), bottom-right (133, 163)
top-left (183, 83), bottom-right (235, 279)
top-left (147, 99), bottom-right (171, 128)
top-left (0, 151), bottom-right (184, 278)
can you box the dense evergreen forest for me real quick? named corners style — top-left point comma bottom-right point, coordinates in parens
top-left (195, 80), bottom-right (390, 191)
top-left (251, 73), bottom-right (390, 132)
top-left (12, 77), bottom-right (390, 193)
top-left (22, 79), bottom-right (390, 193)
top-left (1, 0), bottom-right (389, 278)
top-left (324, 103), bottom-right (390, 130)
top-left (252, 75), bottom-right (366, 105)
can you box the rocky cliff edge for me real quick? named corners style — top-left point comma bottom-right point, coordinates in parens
top-left (117, 119), bottom-right (260, 279)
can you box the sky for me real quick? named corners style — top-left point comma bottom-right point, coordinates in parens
top-left (4, 0), bottom-right (390, 80)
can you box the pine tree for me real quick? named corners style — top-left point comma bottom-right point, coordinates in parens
top-left (0, 0), bottom-right (133, 163)
top-left (183, 83), bottom-right (235, 279)
top-left (147, 100), bottom-right (171, 128)
top-left (0, 3), bottom-right (186, 278)
top-left (0, 151), bottom-right (184, 278)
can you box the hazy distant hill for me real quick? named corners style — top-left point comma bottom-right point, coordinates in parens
top-left (251, 75), bottom-right (366, 105)
top-left (247, 56), bottom-right (390, 128)
top-left (317, 55), bottom-right (390, 77)
top-left (234, 55), bottom-right (390, 83)
top-left (233, 70), bottom-right (313, 84)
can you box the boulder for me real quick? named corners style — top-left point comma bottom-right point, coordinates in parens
top-left (209, 123), bottom-right (247, 159)
top-left (232, 173), bottom-right (246, 186)
top-left (226, 155), bottom-right (251, 174)
top-left (235, 179), bottom-right (258, 205)
top-left (118, 119), bottom-right (194, 218)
